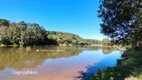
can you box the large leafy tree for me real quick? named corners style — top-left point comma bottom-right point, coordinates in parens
top-left (0, 19), bottom-right (9, 42)
top-left (98, 0), bottom-right (142, 47)
top-left (6, 22), bottom-right (21, 44)
top-left (0, 19), bottom-right (9, 26)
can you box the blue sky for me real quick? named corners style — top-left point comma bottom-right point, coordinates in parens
top-left (0, 0), bottom-right (106, 40)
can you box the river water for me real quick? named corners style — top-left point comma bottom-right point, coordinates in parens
top-left (0, 46), bottom-right (122, 80)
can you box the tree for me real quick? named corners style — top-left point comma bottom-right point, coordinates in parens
top-left (0, 19), bottom-right (9, 26)
top-left (98, 0), bottom-right (142, 48)
top-left (0, 19), bottom-right (9, 43)
top-left (6, 22), bottom-right (20, 45)
top-left (0, 19), bottom-right (92, 46)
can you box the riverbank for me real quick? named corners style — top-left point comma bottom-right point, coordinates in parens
top-left (0, 44), bottom-right (23, 47)
top-left (0, 43), bottom-right (118, 48)
top-left (88, 48), bottom-right (142, 80)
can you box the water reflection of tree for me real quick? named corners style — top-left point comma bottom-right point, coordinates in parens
top-left (0, 47), bottom-right (82, 71)
top-left (84, 47), bottom-right (101, 51)
top-left (102, 47), bottom-right (117, 54)
top-left (81, 46), bottom-right (117, 55)
top-left (85, 46), bottom-right (117, 54)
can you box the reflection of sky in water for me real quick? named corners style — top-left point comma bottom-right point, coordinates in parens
top-left (80, 50), bottom-right (122, 79)
top-left (0, 48), bottom-right (122, 80)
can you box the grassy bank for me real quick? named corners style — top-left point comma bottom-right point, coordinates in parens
top-left (89, 48), bottom-right (142, 80)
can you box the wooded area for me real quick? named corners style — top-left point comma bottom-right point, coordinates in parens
top-left (0, 19), bottom-right (110, 47)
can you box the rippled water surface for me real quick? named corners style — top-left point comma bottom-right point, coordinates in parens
top-left (0, 46), bottom-right (122, 80)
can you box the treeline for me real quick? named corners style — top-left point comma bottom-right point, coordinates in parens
top-left (0, 19), bottom-right (87, 46)
top-left (85, 38), bottom-right (111, 46)
top-left (0, 19), bottom-right (110, 47)
top-left (0, 19), bottom-right (46, 46)
top-left (0, 19), bottom-right (111, 47)
top-left (46, 31), bottom-right (89, 46)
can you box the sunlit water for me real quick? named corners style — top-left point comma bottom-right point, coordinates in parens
top-left (0, 46), bottom-right (122, 80)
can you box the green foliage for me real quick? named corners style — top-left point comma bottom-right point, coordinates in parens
top-left (0, 19), bottom-right (100, 46)
top-left (85, 39), bottom-right (102, 44)
top-left (0, 20), bottom-right (45, 46)
top-left (85, 38), bottom-right (112, 46)
top-left (46, 31), bottom-right (89, 46)
top-left (0, 19), bottom-right (111, 47)
top-left (0, 19), bottom-right (9, 26)
top-left (98, 0), bottom-right (142, 48)
top-left (0, 19), bottom-right (9, 42)
top-left (6, 23), bottom-right (21, 44)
